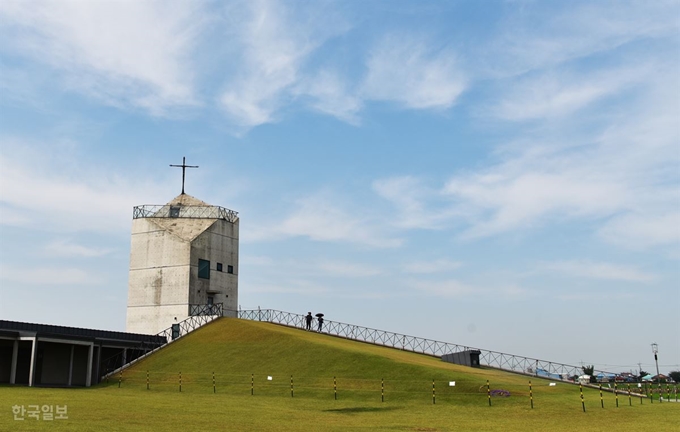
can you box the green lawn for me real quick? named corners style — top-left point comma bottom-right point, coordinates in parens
top-left (2, 318), bottom-right (678, 431)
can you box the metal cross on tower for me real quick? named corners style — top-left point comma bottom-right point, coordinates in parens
top-left (170, 156), bottom-right (198, 195)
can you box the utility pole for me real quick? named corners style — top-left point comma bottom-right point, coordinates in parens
top-left (651, 344), bottom-right (660, 378)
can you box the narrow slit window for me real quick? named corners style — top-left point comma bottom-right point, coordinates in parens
top-left (227, 265), bottom-right (234, 274)
top-left (216, 263), bottom-right (223, 272)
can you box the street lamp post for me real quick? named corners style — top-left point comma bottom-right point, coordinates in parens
top-left (651, 343), bottom-right (660, 378)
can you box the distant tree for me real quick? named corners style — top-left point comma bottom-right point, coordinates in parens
top-left (668, 371), bottom-right (680, 383)
top-left (638, 370), bottom-right (649, 381)
top-left (582, 365), bottom-right (596, 383)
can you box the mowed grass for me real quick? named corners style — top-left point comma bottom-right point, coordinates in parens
top-left (1, 318), bottom-right (678, 431)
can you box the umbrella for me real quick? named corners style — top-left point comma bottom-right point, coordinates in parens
top-left (315, 313), bottom-right (324, 317)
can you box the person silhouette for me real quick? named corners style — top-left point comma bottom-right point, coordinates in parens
top-left (317, 315), bottom-right (324, 332)
top-left (305, 312), bottom-right (313, 331)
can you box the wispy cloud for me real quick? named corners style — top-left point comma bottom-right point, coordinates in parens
top-left (317, 260), bottom-right (382, 278)
top-left (43, 239), bottom-right (112, 258)
top-left (411, 278), bottom-right (526, 299)
top-left (278, 194), bottom-right (402, 248)
top-left (0, 139), bottom-right (169, 233)
top-left (218, 0), bottom-right (350, 128)
top-left (540, 260), bottom-right (657, 283)
top-left (0, 265), bottom-right (101, 285)
top-left (362, 35), bottom-right (466, 109)
top-left (0, 0), bottom-right (205, 114)
top-left (403, 259), bottom-right (462, 274)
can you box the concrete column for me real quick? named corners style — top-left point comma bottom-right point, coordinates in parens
top-left (68, 345), bottom-right (74, 386)
top-left (9, 340), bottom-right (18, 384)
top-left (28, 337), bottom-right (38, 387)
top-left (93, 343), bottom-right (101, 385)
top-left (85, 343), bottom-right (94, 387)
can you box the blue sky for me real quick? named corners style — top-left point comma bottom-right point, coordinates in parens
top-left (0, 0), bottom-right (678, 375)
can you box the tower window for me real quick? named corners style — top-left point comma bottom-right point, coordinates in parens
top-left (198, 259), bottom-right (210, 279)
top-left (216, 263), bottom-right (223, 272)
top-left (169, 206), bottom-right (180, 218)
top-left (227, 265), bottom-right (234, 274)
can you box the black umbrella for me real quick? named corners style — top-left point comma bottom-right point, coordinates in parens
top-left (315, 313), bottom-right (324, 317)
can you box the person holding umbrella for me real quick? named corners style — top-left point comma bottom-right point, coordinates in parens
top-left (305, 312), bottom-right (313, 331)
top-left (316, 313), bottom-right (324, 332)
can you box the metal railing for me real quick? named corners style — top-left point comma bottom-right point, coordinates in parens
top-left (236, 308), bottom-right (613, 382)
top-left (189, 303), bottom-right (223, 316)
top-left (100, 304), bottom-right (223, 380)
top-left (133, 205), bottom-right (238, 222)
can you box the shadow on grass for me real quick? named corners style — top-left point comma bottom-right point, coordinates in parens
top-left (323, 406), bottom-right (401, 414)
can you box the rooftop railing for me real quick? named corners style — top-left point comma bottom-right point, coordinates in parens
top-left (133, 205), bottom-right (238, 223)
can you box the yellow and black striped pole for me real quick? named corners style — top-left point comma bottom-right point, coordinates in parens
top-left (614, 382), bottom-right (619, 407)
top-left (432, 379), bottom-right (436, 405)
top-left (118, 370), bottom-right (122, 388)
top-left (213, 372), bottom-right (216, 394)
top-left (599, 384), bottom-right (604, 408)
top-left (529, 380), bottom-right (533, 409)
top-left (658, 382), bottom-right (662, 403)
top-left (627, 383), bottom-right (631, 406)
top-left (579, 383), bottom-right (586, 412)
top-left (381, 378), bottom-right (384, 402)
top-left (179, 371), bottom-right (182, 393)
top-left (334, 376), bottom-right (337, 400)
top-left (251, 374), bottom-right (254, 396)
top-left (487, 380), bottom-right (491, 407)
top-left (146, 371), bottom-right (149, 390)
top-left (666, 384), bottom-right (670, 401)
top-left (290, 375), bottom-right (294, 398)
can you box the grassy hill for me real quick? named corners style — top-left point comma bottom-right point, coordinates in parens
top-left (2, 318), bottom-right (678, 431)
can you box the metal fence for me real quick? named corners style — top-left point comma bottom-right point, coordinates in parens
top-left (101, 304), bottom-right (223, 380)
top-left (133, 204), bottom-right (238, 222)
top-left (236, 308), bottom-right (610, 382)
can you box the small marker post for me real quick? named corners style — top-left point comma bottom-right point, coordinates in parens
top-left (599, 384), bottom-right (604, 408)
top-left (615, 382), bottom-right (619, 407)
top-left (529, 380), bottom-right (534, 409)
top-left (290, 375), bottom-right (294, 398)
top-left (432, 379), bottom-right (436, 405)
top-left (213, 372), bottom-right (216, 394)
top-left (658, 382), bottom-right (662, 403)
top-left (179, 371), bottom-right (182, 393)
top-left (628, 383), bottom-right (631, 406)
top-left (487, 380), bottom-right (491, 407)
top-left (579, 383), bottom-right (586, 413)
top-left (334, 377), bottom-right (337, 400)
top-left (251, 374), bottom-right (254, 396)
top-left (118, 371), bottom-right (122, 388)
top-left (146, 371), bottom-right (149, 390)
top-left (381, 378), bottom-right (384, 403)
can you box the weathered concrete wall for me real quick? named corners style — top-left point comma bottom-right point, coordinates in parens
top-left (126, 202), bottom-right (240, 334)
top-left (190, 219), bottom-right (239, 316)
top-left (126, 218), bottom-right (192, 334)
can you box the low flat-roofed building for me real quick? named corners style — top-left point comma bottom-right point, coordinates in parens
top-left (0, 320), bottom-right (165, 387)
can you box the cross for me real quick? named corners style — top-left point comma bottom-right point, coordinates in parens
top-left (170, 156), bottom-right (198, 195)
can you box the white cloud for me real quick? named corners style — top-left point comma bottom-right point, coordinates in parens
top-left (317, 260), bottom-right (382, 278)
top-left (43, 239), bottom-right (112, 258)
top-left (295, 70), bottom-right (362, 125)
top-left (0, 0), bottom-right (205, 114)
top-left (403, 259), bottom-right (462, 274)
top-left (362, 35), bottom-right (466, 109)
top-left (484, 1), bottom-right (679, 77)
top-left (411, 279), bottom-right (525, 298)
top-left (0, 265), bottom-right (100, 285)
top-left (492, 65), bottom-right (646, 121)
top-left (541, 260), bottom-right (657, 283)
top-left (0, 139), bottom-right (169, 233)
top-left (276, 193), bottom-right (402, 248)
top-left (218, 0), bottom-right (350, 128)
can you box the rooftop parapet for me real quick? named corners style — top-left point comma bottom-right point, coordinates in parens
top-left (133, 204), bottom-right (238, 223)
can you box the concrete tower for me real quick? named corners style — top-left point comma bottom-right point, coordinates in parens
top-left (125, 193), bottom-right (239, 335)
